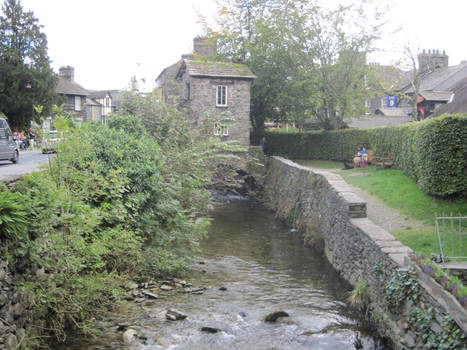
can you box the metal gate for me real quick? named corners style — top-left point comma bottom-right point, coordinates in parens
top-left (435, 214), bottom-right (467, 264)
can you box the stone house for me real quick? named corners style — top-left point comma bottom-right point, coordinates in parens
top-left (55, 66), bottom-right (121, 124)
top-left (88, 90), bottom-right (122, 124)
top-left (55, 66), bottom-right (89, 122)
top-left (156, 38), bottom-right (256, 146)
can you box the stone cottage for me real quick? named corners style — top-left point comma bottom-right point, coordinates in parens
top-left (156, 38), bottom-right (256, 146)
top-left (55, 66), bottom-right (89, 122)
top-left (55, 66), bottom-right (122, 124)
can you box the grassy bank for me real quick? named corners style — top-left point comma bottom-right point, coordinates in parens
top-left (340, 167), bottom-right (467, 258)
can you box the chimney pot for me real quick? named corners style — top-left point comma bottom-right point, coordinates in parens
top-left (59, 66), bottom-right (74, 81)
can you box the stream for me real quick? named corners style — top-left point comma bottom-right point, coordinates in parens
top-left (60, 197), bottom-right (387, 349)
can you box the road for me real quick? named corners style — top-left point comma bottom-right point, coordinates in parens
top-left (0, 150), bottom-right (51, 183)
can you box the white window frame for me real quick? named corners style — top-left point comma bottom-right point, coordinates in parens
top-left (216, 85), bottom-right (228, 107)
top-left (214, 122), bottom-right (229, 136)
top-left (74, 96), bottom-right (81, 111)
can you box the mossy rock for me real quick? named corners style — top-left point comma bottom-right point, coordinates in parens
top-left (265, 310), bottom-right (289, 322)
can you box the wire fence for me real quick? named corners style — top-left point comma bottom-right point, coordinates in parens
top-left (435, 214), bottom-right (467, 264)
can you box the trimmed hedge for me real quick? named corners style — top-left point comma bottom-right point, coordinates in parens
top-left (265, 114), bottom-right (467, 197)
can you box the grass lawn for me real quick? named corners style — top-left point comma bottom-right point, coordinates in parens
top-left (293, 159), bottom-right (343, 169)
top-left (340, 168), bottom-right (467, 225)
top-left (340, 168), bottom-right (467, 258)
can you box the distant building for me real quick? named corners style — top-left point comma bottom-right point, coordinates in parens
top-left (400, 50), bottom-right (467, 118)
top-left (351, 50), bottom-right (467, 128)
top-left (55, 66), bottom-right (121, 124)
top-left (156, 37), bottom-right (256, 146)
top-left (55, 66), bottom-right (89, 122)
top-left (88, 90), bottom-right (122, 124)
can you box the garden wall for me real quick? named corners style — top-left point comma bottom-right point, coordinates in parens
top-left (264, 114), bottom-right (467, 197)
top-left (260, 156), bottom-right (466, 349)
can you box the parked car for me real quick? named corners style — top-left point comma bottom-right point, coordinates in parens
top-left (41, 130), bottom-right (60, 154)
top-left (0, 118), bottom-right (19, 163)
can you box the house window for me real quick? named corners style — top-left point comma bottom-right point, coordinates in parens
top-left (105, 96), bottom-right (110, 107)
top-left (75, 96), bottom-right (81, 111)
top-left (214, 122), bottom-right (229, 136)
top-left (216, 86), bottom-right (227, 106)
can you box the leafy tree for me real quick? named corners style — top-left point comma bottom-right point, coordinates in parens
top-left (0, 0), bottom-right (56, 130)
top-left (202, 0), bottom-right (383, 132)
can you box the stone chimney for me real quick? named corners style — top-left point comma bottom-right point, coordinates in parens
top-left (193, 37), bottom-right (215, 58)
top-left (418, 50), bottom-right (449, 72)
top-left (59, 66), bottom-right (75, 81)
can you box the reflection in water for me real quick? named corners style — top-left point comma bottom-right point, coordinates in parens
top-left (60, 198), bottom-right (382, 349)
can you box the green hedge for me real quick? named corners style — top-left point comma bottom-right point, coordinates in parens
top-left (265, 114), bottom-right (467, 197)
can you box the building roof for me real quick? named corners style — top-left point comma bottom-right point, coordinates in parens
top-left (56, 77), bottom-right (89, 96)
top-left (86, 98), bottom-right (100, 106)
top-left (347, 115), bottom-right (412, 128)
top-left (375, 107), bottom-right (409, 117)
top-left (433, 84), bottom-right (467, 117)
top-left (176, 59), bottom-right (256, 79)
top-left (420, 90), bottom-right (453, 102)
top-left (403, 62), bottom-right (467, 93)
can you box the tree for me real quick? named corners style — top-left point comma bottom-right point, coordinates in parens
top-left (401, 44), bottom-right (422, 121)
top-left (0, 0), bottom-right (56, 130)
top-left (202, 0), bottom-right (383, 132)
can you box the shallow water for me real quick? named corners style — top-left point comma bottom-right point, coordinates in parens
top-left (60, 198), bottom-right (383, 349)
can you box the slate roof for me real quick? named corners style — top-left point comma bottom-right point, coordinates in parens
top-left (176, 59), bottom-right (256, 79)
top-left (375, 107), bottom-right (409, 117)
top-left (88, 90), bottom-right (123, 109)
top-left (56, 77), bottom-right (89, 96)
top-left (86, 98), bottom-right (100, 106)
top-left (403, 62), bottom-right (467, 93)
top-left (347, 115), bottom-right (412, 128)
top-left (433, 83), bottom-right (467, 116)
top-left (420, 91), bottom-right (453, 102)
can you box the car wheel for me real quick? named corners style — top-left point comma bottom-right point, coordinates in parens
top-left (11, 150), bottom-right (18, 164)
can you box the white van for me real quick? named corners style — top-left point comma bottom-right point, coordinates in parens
top-left (0, 118), bottom-right (19, 163)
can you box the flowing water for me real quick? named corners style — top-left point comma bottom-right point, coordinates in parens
top-left (61, 197), bottom-right (385, 349)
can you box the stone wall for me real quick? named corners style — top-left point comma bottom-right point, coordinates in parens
top-left (0, 260), bottom-right (33, 350)
top-left (179, 75), bottom-right (252, 146)
top-left (260, 156), bottom-right (466, 349)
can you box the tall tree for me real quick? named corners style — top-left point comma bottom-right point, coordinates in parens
top-left (202, 0), bottom-right (383, 132)
top-left (0, 0), bottom-right (56, 130)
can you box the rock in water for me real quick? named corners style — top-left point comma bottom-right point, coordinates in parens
top-left (122, 329), bottom-right (137, 345)
top-left (143, 291), bottom-right (158, 299)
top-left (166, 309), bottom-right (187, 321)
top-left (264, 310), bottom-right (289, 322)
top-left (201, 326), bottom-right (220, 333)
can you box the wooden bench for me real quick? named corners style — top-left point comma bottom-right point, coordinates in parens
top-left (373, 153), bottom-right (394, 169)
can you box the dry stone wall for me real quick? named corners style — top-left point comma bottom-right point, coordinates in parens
top-left (260, 156), bottom-right (466, 349)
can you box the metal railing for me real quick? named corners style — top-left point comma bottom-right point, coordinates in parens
top-left (435, 214), bottom-right (466, 264)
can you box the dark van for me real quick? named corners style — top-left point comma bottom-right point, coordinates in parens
top-left (0, 118), bottom-right (19, 163)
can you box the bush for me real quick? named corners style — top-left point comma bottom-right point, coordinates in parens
top-left (5, 115), bottom-right (216, 345)
top-left (265, 114), bottom-right (467, 197)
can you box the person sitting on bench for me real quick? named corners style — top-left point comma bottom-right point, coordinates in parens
top-left (353, 146), bottom-right (363, 168)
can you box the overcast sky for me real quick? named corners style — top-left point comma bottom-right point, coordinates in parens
top-left (15, 0), bottom-right (467, 91)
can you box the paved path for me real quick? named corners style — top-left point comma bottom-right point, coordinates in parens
top-left (344, 181), bottom-right (427, 233)
top-left (302, 166), bottom-right (427, 233)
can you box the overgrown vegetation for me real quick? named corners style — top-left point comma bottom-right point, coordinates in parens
top-left (0, 97), bottom-right (243, 347)
top-left (266, 114), bottom-right (467, 197)
top-left (383, 268), bottom-right (466, 349)
top-left (348, 279), bottom-right (370, 314)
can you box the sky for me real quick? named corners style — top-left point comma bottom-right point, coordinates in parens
top-left (14, 0), bottom-right (467, 92)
